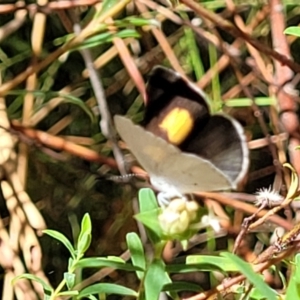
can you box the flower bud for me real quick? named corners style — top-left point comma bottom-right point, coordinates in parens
top-left (158, 198), bottom-right (199, 237)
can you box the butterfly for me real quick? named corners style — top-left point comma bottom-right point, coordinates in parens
top-left (114, 66), bottom-right (249, 205)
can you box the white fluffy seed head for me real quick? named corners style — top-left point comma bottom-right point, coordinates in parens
top-left (255, 187), bottom-right (284, 207)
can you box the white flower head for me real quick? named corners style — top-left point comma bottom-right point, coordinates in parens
top-left (158, 199), bottom-right (199, 236)
top-left (200, 213), bottom-right (221, 233)
top-left (255, 186), bottom-right (284, 207)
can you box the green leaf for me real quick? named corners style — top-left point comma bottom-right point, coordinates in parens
top-left (43, 229), bottom-right (75, 259)
top-left (136, 188), bottom-right (161, 244)
top-left (44, 294), bottom-right (50, 300)
top-left (224, 97), bottom-right (276, 107)
top-left (107, 256), bottom-right (125, 263)
top-left (167, 263), bottom-right (223, 273)
top-left (12, 274), bottom-right (53, 296)
top-left (57, 290), bottom-right (79, 296)
top-left (77, 231), bottom-right (92, 255)
top-left (249, 287), bottom-right (273, 300)
top-left (134, 209), bottom-right (162, 240)
top-left (78, 283), bottom-right (138, 298)
top-left (95, 0), bottom-right (131, 19)
top-left (53, 33), bottom-right (75, 46)
top-left (85, 296), bottom-right (98, 300)
top-left (284, 26), bottom-right (300, 37)
top-left (73, 30), bottom-right (140, 50)
top-left (163, 281), bottom-right (201, 292)
top-left (139, 188), bottom-right (158, 212)
top-left (58, 94), bottom-right (96, 123)
top-left (81, 213), bottom-right (92, 234)
top-left (64, 272), bottom-right (75, 290)
top-left (98, 0), bottom-right (120, 17)
top-left (221, 252), bottom-right (278, 300)
top-left (208, 42), bottom-right (220, 112)
top-left (126, 232), bottom-right (145, 280)
top-left (116, 29), bottom-right (140, 39)
top-left (144, 259), bottom-right (170, 300)
top-left (68, 257), bottom-right (74, 270)
top-left (77, 32), bottom-right (112, 48)
top-left (186, 255), bottom-right (240, 272)
top-left (6, 91), bottom-right (96, 123)
top-left (75, 258), bottom-right (142, 271)
top-left (286, 254), bottom-right (300, 300)
top-left (284, 163), bottom-right (299, 199)
top-left (8, 97), bottom-right (24, 116)
top-left (184, 24), bottom-right (204, 81)
top-left (115, 17), bottom-right (160, 28)
top-left (77, 214), bottom-right (92, 255)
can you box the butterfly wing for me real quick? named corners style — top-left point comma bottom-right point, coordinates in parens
top-left (114, 115), bottom-right (233, 193)
top-left (144, 66), bottom-right (209, 127)
top-left (115, 115), bottom-right (181, 176)
top-left (182, 114), bottom-right (249, 186)
top-left (143, 66), bottom-right (248, 186)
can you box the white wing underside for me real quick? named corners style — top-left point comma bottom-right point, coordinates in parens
top-left (114, 116), bottom-right (234, 194)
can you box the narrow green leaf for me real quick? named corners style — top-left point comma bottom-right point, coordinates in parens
top-left (85, 296), bottom-right (98, 300)
top-left (53, 33), bottom-right (74, 46)
top-left (43, 230), bottom-right (75, 258)
top-left (221, 252), bottom-right (277, 300)
top-left (77, 214), bottom-right (92, 255)
top-left (98, 0), bottom-right (120, 17)
top-left (126, 232), bottom-right (145, 280)
top-left (163, 281), bottom-right (201, 292)
top-left (81, 213), bottom-right (92, 234)
top-left (106, 256), bottom-right (125, 262)
top-left (7, 91), bottom-right (96, 123)
top-left (115, 17), bottom-right (160, 28)
top-left (73, 30), bottom-right (140, 50)
top-left (208, 42), bottom-right (221, 113)
top-left (225, 97), bottom-right (276, 107)
top-left (68, 257), bottom-right (74, 270)
top-left (95, 0), bottom-right (131, 19)
top-left (286, 254), bottom-right (300, 300)
top-left (75, 258), bottom-right (142, 271)
top-left (116, 29), bottom-right (140, 39)
top-left (78, 283), bottom-right (138, 298)
top-left (167, 263), bottom-right (223, 273)
top-left (294, 254), bottom-right (300, 280)
top-left (144, 259), bottom-right (170, 300)
top-left (284, 26), bottom-right (300, 37)
top-left (186, 255), bottom-right (239, 272)
top-left (136, 188), bottom-right (161, 244)
top-left (249, 287), bottom-right (273, 300)
top-left (57, 290), bottom-right (79, 296)
top-left (284, 163), bottom-right (299, 199)
top-left (77, 32), bottom-right (113, 47)
top-left (139, 188), bottom-right (158, 212)
top-left (8, 97), bottom-right (24, 116)
top-left (180, 11), bottom-right (204, 81)
top-left (77, 232), bottom-right (92, 255)
top-left (64, 272), bottom-right (75, 290)
top-left (44, 294), bottom-right (51, 300)
top-left (134, 209), bottom-right (162, 240)
top-left (12, 274), bottom-right (53, 296)
top-left (58, 94), bottom-right (96, 123)
top-left (85, 295), bottom-right (98, 300)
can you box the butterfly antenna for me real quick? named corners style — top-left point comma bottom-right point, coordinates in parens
top-left (107, 173), bottom-right (146, 183)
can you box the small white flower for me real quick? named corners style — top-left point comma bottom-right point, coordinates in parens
top-left (201, 213), bottom-right (221, 233)
top-left (158, 199), bottom-right (199, 236)
top-left (255, 187), bottom-right (284, 207)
